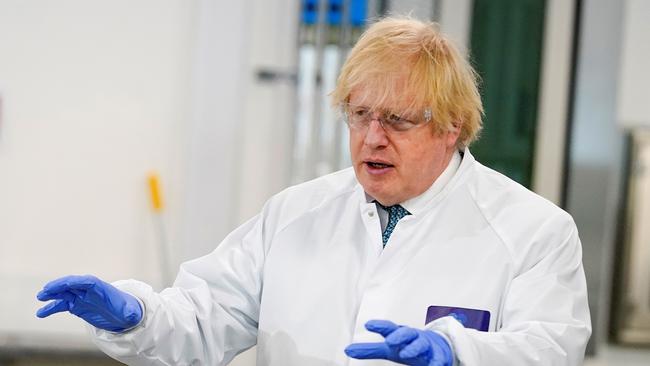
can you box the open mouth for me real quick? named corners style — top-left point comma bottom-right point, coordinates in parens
top-left (366, 162), bottom-right (394, 169)
top-left (364, 160), bottom-right (395, 174)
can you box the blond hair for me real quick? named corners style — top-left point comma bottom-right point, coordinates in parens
top-left (331, 17), bottom-right (484, 146)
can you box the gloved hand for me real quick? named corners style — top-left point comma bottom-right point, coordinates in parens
top-left (345, 320), bottom-right (453, 366)
top-left (36, 275), bottom-right (143, 332)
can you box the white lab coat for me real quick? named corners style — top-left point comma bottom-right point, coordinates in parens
top-left (91, 149), bottom-right (591, 366)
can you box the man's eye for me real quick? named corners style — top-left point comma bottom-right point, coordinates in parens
top-left (353, 108), bottom-right (369, 117)
top-left (388, 116), bottom-right (417, 131)
top-left (387, 114), bottom-right (405, 123)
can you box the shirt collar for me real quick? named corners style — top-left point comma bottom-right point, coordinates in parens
top-left (364, 150), bottom-right (462, 215)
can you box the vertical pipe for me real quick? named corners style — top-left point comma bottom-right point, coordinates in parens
top-left (432, 0), bottom-right (442, 22)
top-left (378, 0), bottom-right (389, 15)
top-left (332, 0), bottom-right (352, 170)
top-left (560, 0), bottom-right (582, 209)
top-left (308, 0), bottom-right (329, 178)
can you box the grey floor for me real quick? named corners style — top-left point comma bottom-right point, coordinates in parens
top-left (0, 356), bottom-right (120, 366)
top-left (584, 344), bottom-right (650, 366)
top-left (2, 344), bottom-right (650, 365)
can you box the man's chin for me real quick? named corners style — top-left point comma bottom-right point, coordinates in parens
top-left (360, 186), bottom-right (396, 205)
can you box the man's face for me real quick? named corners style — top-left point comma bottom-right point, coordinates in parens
top-left (348, 89), bottom-right (460, 206)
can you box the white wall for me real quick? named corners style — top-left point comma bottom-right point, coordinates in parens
top-left (0, 0), bottom-right (195, 350)
top-left (235, 0), bottom-right (299, 223)
top-left (0, 0), bottom-right (298, 357)
top-left (0, 0), bottom-right (196, 285)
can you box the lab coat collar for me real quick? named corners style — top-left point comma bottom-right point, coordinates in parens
top-left (358, 148), bottom-right (474, 216)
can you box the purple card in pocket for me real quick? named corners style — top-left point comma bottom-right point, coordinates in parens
top-left (425, 305), bottom-right (491, 331)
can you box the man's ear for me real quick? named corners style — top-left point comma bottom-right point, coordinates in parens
top-left (446, 121), bottom-right (461, 147)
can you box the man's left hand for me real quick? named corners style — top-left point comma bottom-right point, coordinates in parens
top-left (345, 320), bottom-right (453, 366)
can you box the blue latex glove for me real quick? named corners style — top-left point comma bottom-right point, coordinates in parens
top-left (345, 320), bottom-right (453, 366)
top-left (36, 275), bottom-right (142, 332)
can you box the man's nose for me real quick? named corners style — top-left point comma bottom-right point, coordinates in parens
top-left (363, 118), bottom-right (389, 148)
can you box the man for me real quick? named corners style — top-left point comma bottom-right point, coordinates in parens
top-left (36, 17), bottom-right (591, 365)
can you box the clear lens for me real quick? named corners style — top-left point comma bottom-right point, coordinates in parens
top-left (343, 104), bottom-right (430, 133)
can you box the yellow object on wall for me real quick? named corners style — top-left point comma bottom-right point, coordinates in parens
top-left (148, 173), bottom-right (164, 212)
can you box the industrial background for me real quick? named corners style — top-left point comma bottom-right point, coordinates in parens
top-left (0, 0), bottom-right (649, 365)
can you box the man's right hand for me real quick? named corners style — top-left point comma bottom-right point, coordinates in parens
top-left (36, 275), bottom-right (143, 332)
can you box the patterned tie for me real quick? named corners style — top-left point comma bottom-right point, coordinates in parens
top-left (376, 202), bottom-right (411, 246)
